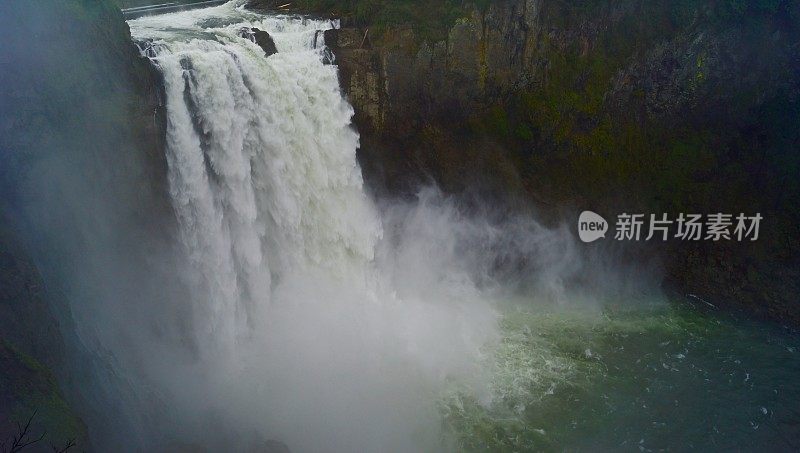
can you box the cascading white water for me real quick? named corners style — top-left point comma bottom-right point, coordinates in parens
top-left (133, 6), bottom-right (381, 352)
top-left (127, 3), bottom-right (500, 451)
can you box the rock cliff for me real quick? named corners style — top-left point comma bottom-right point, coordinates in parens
top-left (321, 0), bottom-right (800, 322)
top-left (0, 0), bottom-right (170, 447)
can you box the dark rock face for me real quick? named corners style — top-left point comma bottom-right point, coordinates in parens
top-left (252, 28), bottom-right (278, 56)
top-left (0, 222), bottom-right (88, 447)
top-left (324, 2), bottom-right (551, 197)
top-left (0, 0), bottom-right (172, 448)
top-left (325, 0), bottom-right (800, 324)
top-left (324, 28), bottom-right (384, 132)
top-left (241, 27), bottom-right (278, 57)
top-left (0, 225), bottom-right (64, 370)
top-left (327, 1), bottom-right (540, 138)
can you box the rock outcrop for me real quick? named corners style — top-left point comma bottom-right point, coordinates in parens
top-left (241, 27), bottom-right (279, 57)
top-left (324, 28), bottom-right (385, 133)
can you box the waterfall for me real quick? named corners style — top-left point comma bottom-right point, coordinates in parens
top-left (133, 6), bottom-right (381, 352)
top-left (125, 3), bottom-right (498, 451)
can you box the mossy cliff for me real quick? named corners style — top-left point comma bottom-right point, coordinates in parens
top-left (0, 340), bottom-right (88, 450)
top-left (0, 223), bottom-right (89, 449)
top-left (254, 0), bottom-right (800, 323)
top-left (1, 0), bottom-right (171, 448)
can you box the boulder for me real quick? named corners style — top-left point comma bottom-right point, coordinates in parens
top-left (240, 27), bottom-right (278, 57)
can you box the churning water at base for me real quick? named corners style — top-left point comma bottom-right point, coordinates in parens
top-left (119, 2), bottom-right (800, 452)
top-left (442, 303), bottom-right (800, 451)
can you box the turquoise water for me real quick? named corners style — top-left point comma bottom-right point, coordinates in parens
top-left (442, 300), bottom-right (800, 451)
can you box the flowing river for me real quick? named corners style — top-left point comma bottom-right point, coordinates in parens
top-left (123, 2), bottom-right (800, 451)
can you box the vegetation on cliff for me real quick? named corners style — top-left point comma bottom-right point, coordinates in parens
top-left (0, 341), bottom-right (88, 450)
top-left (469, 0), bottom-right (800, 321)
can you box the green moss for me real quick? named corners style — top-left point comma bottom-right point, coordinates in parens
top-left (457, 0), bottom-right (798, 223)
top-left (514, 123), bottom-right (534, 142)
top-left (0, 341), bottom-right (88, 448)
top-left (485, 106), bottom-right (511, 137)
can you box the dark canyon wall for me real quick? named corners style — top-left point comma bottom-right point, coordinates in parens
top-left (296, 0), bottom-right (800, 323)
top-left (0, 0), bottom-right (171, 447)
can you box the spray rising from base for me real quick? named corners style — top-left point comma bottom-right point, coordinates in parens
top-left (120, 4), bottom-right (511, 451)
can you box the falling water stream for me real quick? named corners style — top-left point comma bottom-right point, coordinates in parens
top-left (121, 2), bottom-right (800, 451)
top-left (127, 4), bottom-right (500, 451)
